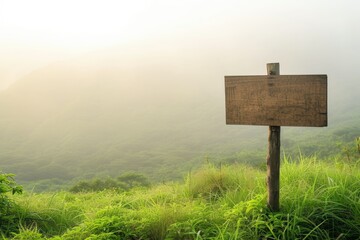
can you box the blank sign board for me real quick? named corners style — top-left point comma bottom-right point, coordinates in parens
top-left (225, 75), bottom-right (327, 127)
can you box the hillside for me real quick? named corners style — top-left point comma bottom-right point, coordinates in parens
top-left (3, 157), bottom-right (360, 239)
top-left (0, 53), bottom-right (264, 183)
top-left (0, 48), bottom-right (359, 186)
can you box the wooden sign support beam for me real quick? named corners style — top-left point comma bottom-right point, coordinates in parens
top-left (224, 62), bottom-right (327, 212)
top-left (266, 63), bottom-right (280, 211)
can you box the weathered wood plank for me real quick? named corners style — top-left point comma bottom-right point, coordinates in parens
top-left (225, 75), bottom-right (327, 127)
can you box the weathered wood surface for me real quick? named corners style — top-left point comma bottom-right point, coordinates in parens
top-left (225, 75), bottom-right (327, 127)
top-left (267, 125), bottom-right (280, 211)
top-left (266, 62), bottom-right (280, 212)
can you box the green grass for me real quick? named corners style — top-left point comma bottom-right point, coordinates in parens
top-left (3, 155), bottom-right (360, 239)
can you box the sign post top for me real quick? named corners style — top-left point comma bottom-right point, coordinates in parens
top-left (267, 63), bottom-right (280, 75)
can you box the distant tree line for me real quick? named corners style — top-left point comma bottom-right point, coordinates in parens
top-left (69, 172), bottom-right (150, 193)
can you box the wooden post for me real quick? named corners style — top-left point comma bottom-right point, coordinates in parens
top-left (266, 63), bottom-right (281, 211)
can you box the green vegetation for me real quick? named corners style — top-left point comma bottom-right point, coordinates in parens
top-left (0, 172), bottom-right (23, 234)
top-left (1, 153), bottom-right (360, 239)
top-left (69, 172), bottom-right (150, 193)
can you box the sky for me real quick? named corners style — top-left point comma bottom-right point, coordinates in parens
top-left (1, 0), bottom-right (360, 92)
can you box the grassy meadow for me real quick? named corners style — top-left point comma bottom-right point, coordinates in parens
top-left (1, 2), bottom-right (360, 239)
top-left (1, 153), bottom-right (360, 240)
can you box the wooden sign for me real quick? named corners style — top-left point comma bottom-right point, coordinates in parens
top-left (224, 63), bottom-right (328, 211)
top-left (225, 75), bottom-right (327, 127)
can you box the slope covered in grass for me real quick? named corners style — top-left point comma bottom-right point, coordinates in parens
top-left (3, 156), bottom-right (360, 239)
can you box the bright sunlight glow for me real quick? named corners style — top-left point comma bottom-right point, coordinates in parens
top-left (0, 0), bottom-right (154, 49)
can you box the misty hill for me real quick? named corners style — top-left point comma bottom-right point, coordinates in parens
top-left (0, 48), bottom-right (359, 184)
top-left (0, 52), bottom-right (264, 182)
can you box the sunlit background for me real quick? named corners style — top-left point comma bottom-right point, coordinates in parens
top-left (1, 0), bottom-right (359, 89)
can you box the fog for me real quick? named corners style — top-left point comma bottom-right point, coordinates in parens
top-left (0, 0), bottom-right (359, 183)
top-left (2, 1), bottom-right (360, 89)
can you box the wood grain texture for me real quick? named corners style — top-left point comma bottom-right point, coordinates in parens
top-left (266, 63), bottom-right (281, 212)
top-left (225, 75), bottom-right (327, 127)
top-left (267, 125), bottom-right (280, 211)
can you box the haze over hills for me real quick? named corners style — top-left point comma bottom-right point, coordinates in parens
top-left (0, 42), bottom-right (359, 185)
top-left (0, 44), bottom-right (259, 182)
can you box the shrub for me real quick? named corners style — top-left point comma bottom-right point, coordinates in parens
top-left (69, 173), bottom-right (150, 193)
top-left (0, 172), bottom-right (23, 235)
